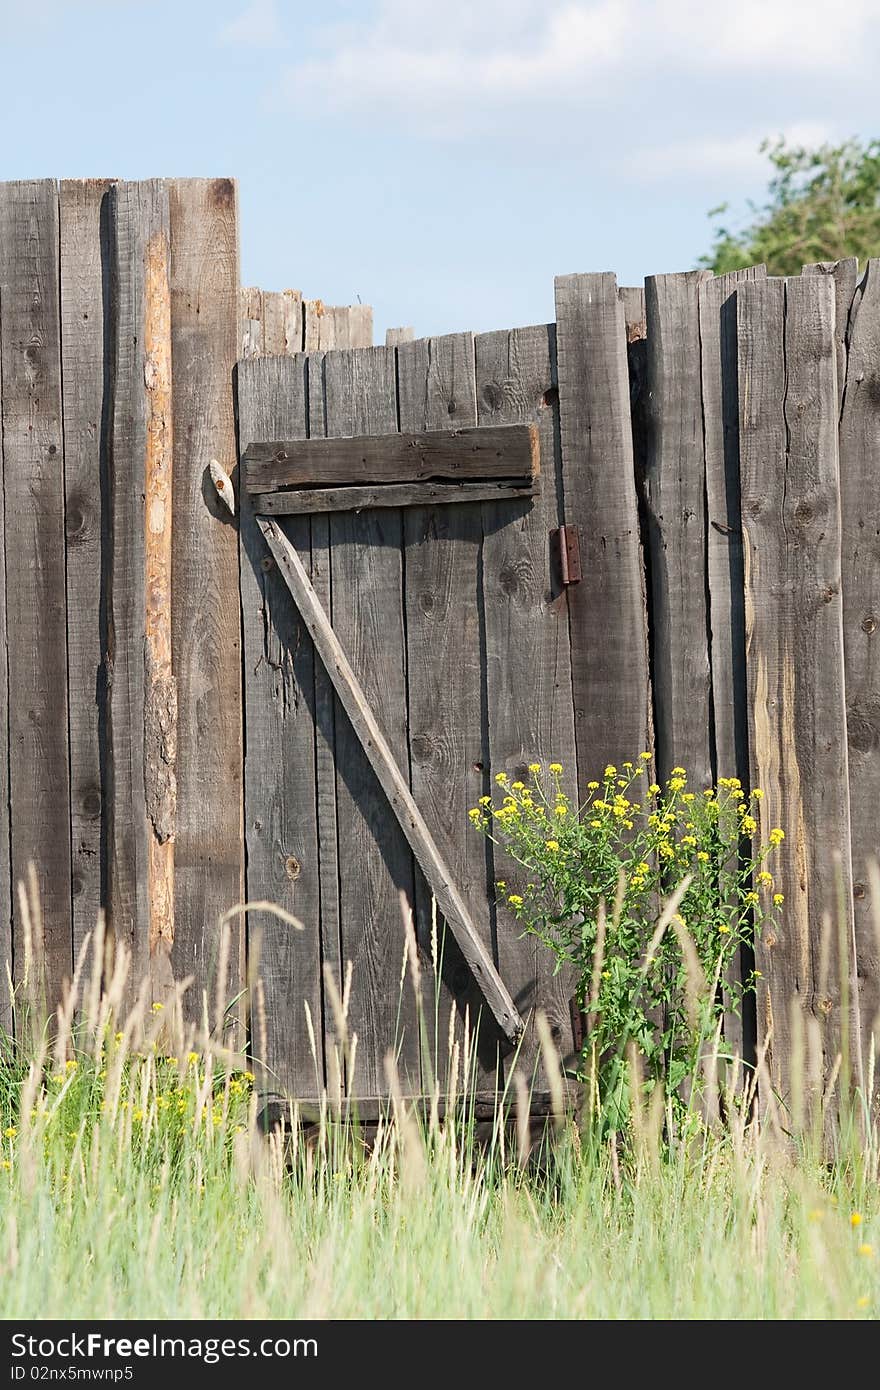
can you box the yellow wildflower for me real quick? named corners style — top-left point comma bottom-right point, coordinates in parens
top-left (859, 1244), bottom-right (874, 1257)
top-left (852, 1213), bottom-right (863, 1228)
top-left (4, 1126), bottom-right (17, 1139)
top-left (671, 766), bottom-right (686, 777)
top-left (857, 1296), bottom-right (870, 1309)
top-left (187, 1051), bottom-right (200, 1066)
top-left (640, 751), bottom-right (652, 760)
top-left (151, 1001), bottom-right (164, 1013)
top-left (508, 894), bottom-right (524, 907)
top-left (757, 871), bottom-right (773, 886)
top-left (549, 763), bottom-right (563, 774)
top-left (697, 851), bottom-right (709, 863)
top-left (752, 788), bottom-right (764, 800)
top-left (587, 780), bottom-right (599, 790)
top-left (545, 840), bottom-right (560, 852)
top-left (65, 1059), bottom-right (77, 1071)
top-left (495, 772), bottom-right (508, 785)
top-left (769, 827), bottom-right (785, 846)
top-left (511, 780), bottom-right (525, 790)
top-left (668, 777), bottom-right (685, 792)
top-left (648, 784), bottom-right (661, 796)
top-left (528, 762), bottom-right (541, 774)
top-left (590, 819), bottom-right (601, 829)
top-left (496, 880), bottom-right (506, 889)
top-left (555, 805), bottom-right (567, 817)
top-left (745, 891), bottom-right (759, 905)
top-left (479, 795), bottom-right (491, 806)
top-left (773, 893), bottom-right (784, 907)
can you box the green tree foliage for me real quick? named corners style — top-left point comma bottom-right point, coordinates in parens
top-left (701, 136), bottom-right (880, 275)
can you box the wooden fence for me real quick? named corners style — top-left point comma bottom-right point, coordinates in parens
top-left (0, 174), bottom-right (878, 1112)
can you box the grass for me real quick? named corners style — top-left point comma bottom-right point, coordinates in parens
top-left (0, 885), bottom-right (878, 1320)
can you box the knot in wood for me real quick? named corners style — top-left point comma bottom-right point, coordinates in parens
top-left (862, 615), bottom-right (877, 635)
top-left (482, 381), bottom-right (505, 413)
top-left (284, 854), bottom-right (301, 881)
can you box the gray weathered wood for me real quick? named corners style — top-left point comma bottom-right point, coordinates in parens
top-left (304, 353), bottom-right (344, 1045)
top-left (253, 477), bottom-right (538, 515)
top-left (237, 353), bottom-right (323, 1096)
top-left (0, 179), bottom-right (73, 999)
top-left (60, 179), bottom-right (114, 964)
top-left (476, 325), bottom-right (580, 1081)
top-left (386, 326), bottom-right (415, 347)
top-left (0, 233), bottom-right (11, 1023)
top-left (304, 301), bottom-right (372, 352)
top-left (261, 289), bottom-right (303, 355)
top-left (244, 423), bottom-right (539, 491)
top-left (257, 515), bottom-right (523, 1045)
top-left (106, 179), bottom-right (171, 991)
top-left (168, 179), bottom-right (244, 1029)
top-left (837, 258), bottom-right (880, 1055)
top-left (397, 332), bottom-right (497, 1086)
top-left (802, 259), bottom-right (859, 413)
top-left (738, 274), bottom-right (859, 1100)
top-left (554, 272), bottom-right (652, 789)
top-left (619, 285), bottom-right (647, 342)
top-left (240, 287), bottom-right (263, 359)
top-left (322, 347), bottom-right (420, 1093)
top-left (699, 264), bottom-right (766, 1062)
top-left (644, 270), bottom-right (714, 788)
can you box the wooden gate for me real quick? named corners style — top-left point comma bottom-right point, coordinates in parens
top-left (236, 280), bottom-right (652, 1104)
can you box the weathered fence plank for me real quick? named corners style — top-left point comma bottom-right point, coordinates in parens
top-left (243, 424), bottom-right (538, 491)
top-left (237, 353), bottom-right (323, 1095)
top-left (386, 326), bottom-right (415, 346)
top-left (304, 301), bottom-right (372, 352)
top-left (106, 179), bottom-right (172, 994)
top-left (699, 264), bottom-right (766, 1062)
top-left (644, 270), bottom-right (714, 789)
top-left (396, 332), bottom-right (497, 1084)
top-left (738, 274), bottom-right (859, 1099)
top-left (261, 289), bottom-right (303, 356)
top-left (838, 258), bottom-right (880, 1054)
top-left (168, 179), bottom-right (244, 1029)
top-left (802, 258), bottom-right (859, 413)
top-left (0, 179), bottom-right (72, 998)
top-left (60, 179), bottom-right (114, 965)
top-left (619, 285), bottom-right (647, 342)
top-left (322, 347), bottom-right (421, 1093)
top-left (259, 515), bottom-right (523, 1045)
top-left (554, 272), bottom-right (652, 787)
top-left (476, 325), bottom-right (580, 1080)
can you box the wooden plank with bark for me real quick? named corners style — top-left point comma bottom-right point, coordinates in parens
top-left (60, 178), bottom-right (115, 964)
top-left (257, 515), bottom-right (523, 1045)
top-left (476, 325), bottom-right (580, 1082)
top-left (738, 274), bottom-right (859, 1101)
top-left (106, 179), bottom-right (174, 998)
top-left (837, 258), bottom-right (880, 1055)
top-left (396, 332), bottom-right (498, 1085)
top-left (168, 179), bottom-right (243, 1030)
top-left (243, 423), bottom-right (539, 492)
top-left (0, 179), bottom-right (72, 1001)
top-left (322, 346), bottom-right (421, 1093)
top-left (643, 270), bottom-right (714, 788)
top-left (554, 272), bottom-right (652, 787)
top-left (237, 353), bottom-right (323, 1096)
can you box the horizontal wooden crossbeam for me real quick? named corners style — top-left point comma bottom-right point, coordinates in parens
top-left (252, 477), bottom-right (539, 515)
top-left (243, 422), bottom-right (539, 492)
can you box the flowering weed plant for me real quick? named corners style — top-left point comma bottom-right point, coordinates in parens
top-left (470, 756), bottom-right (785, 1127)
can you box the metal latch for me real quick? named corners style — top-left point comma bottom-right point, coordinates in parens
top-left (551, 525), bottom-right (581, 585)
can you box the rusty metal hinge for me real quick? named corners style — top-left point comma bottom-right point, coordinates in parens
top-left (552, 524), bottom-right (581, 585)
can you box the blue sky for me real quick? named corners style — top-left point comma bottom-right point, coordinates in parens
top-left (1, 0), bottom-right (878, 339)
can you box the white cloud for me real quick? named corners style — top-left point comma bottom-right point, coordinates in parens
top-left (279, 0), bottom-right (880, 119)
top-left (632, 121), bottom-right (836, 182)
top-left (219, 0), bottom-right (282, 48)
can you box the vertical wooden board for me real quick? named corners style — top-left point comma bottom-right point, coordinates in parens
top-left (386, 327), bottom-right (415, 347)
top-left (699, 264), bottom-right (766, 1062)
top-left (237, 353), bottom-right (323, 1096)
top-left (261, 290), bottom-right (303, 355)
top-left (554, 273), bottom-right (652, 790)
top-left (838, 259), bottom-right (880, 1052)
top-left (168, 179), bottom-right (244, 1025)
top-left (322, 346), bottom-right (420, 1094)
top-left (476, 326), bottom-right (579, 1080)
top-left (619, 285), bottom-right (647, 342)
top-left (305, 354), bottom-right (344, 1031)
top-left (397, 333), bottom-right (496, 1084)
top-left (700, 266), bottom-right (766, 785)
top-left (240, 287), bottom-right (263, 360)
top-left (60, 178), bottom-right (114, 965)
top-left (738, 275), bottom-right (858, 1097)
top-left (304, 302), bottom-right (372, 351)
top-left (802, 258), bottom-right (859, 413)
top-left (106, 179), bottom-right (171, 988)
top-left (0, 179), bottom-right (72, 999)
top-left (643, 270), bottom-right (714, 788)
